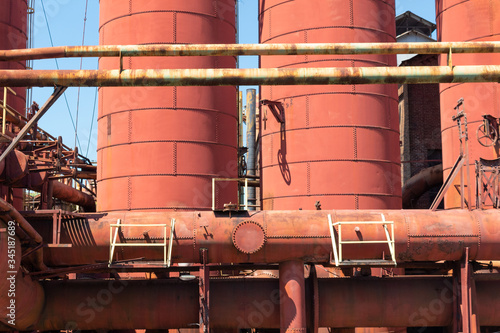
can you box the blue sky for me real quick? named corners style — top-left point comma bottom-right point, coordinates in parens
top-left (30, 0), bottom-right (436, 161)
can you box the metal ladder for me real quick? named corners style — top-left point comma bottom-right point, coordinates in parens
top-left (327, 214), bottom-right (396, 267)
top-left (109, 218), bottom-right (176, 267)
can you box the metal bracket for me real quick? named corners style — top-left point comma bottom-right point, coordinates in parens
top-left (261, 99), bottom-right (285, 124)
top-left (327, 214), bottom-right (396, 267)
top-left (119, 50), bottom-right (124, 73)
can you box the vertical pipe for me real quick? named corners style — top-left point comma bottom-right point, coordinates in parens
top-left (246, 89), bottom-right (257, 210)
top-left (279, 260), bottom-right (306, 333)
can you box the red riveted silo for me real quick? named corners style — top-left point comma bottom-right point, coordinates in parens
top-left (436, 0), bottom-right (500, 209)
top-left (259, 0), bottom-right (401, 210)
top-left (98, 0), bottom-right (237, 212)
top-left (0, 0), bottom-right (27, 209)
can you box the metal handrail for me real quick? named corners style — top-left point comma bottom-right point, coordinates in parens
top-left (109, 219), bottom-right (175, 267)
top-left (328, 214), bottom-right (396, 266)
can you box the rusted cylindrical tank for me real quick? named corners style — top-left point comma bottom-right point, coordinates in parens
top-left (0, 0), bottom-right (27, 210)
top-left (0, 0), bottom-right (26, 114)
top-left (98, 0), bottom-right (237, 212)
top-left (436, 0), bottom-right (500, 209)
top-left (259, 0), bottom-right (401, 210)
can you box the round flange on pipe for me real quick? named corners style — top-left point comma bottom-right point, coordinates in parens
top-left (280, 260), bottom-right (307, 333)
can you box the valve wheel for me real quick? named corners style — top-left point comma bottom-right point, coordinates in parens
top-left (477, 122), bottom-right (498, 147)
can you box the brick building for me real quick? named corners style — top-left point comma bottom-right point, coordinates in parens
top-left (397, 12), bottom-right (443, 209)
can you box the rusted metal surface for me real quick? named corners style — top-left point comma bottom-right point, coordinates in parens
top-left (402, 164), bottom-right (443, 209)
top-left (437, 0), bottom-right (500, 209)
top-left (0, 222), bottom-right (45, 330)
top-left (97, 0), bottom-right (237, 212)
top-left (0, 0), bottom-right (27, 118)
top-left (1, 66), bottom-right (500, 88)
top-left (280, 260), bottom-right (307, 333)
top-left (259, 0), bottom-right (400, 210)
top-left (9, 276), bottom-right (500, 330)
top-left (3, 42), bottom-right (500, 61)
top-left (246, 89), bottom-right (257, 210)
top-left (199, 248), bottom-right (209, 333)
top-left (48, 181), bottom-right (95, 212)
top-left (36, 209), bottom-right (500, 267)
top-left (0, 86), bottom-right (66, 163)
top-left (1, 0), bottom-right (28, 211)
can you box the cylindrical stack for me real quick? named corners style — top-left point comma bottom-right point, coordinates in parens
top-left (259, 0), bottom-right (401, 210)
top-left (0, 0), bottom-right (27, 209)
top-left (98, 0), bottom-right (238, 212)
top-left (0, 0), bottom-right (27, 114)
top-left (436, 0), bottom-right (500, 209)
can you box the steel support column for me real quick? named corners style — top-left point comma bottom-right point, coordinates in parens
top-left (280, 260), bottom-right (307, 333)
top-left (199, 249), bottom-right (209, 333)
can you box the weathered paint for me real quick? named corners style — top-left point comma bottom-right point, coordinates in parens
top-left (2, 42), bottom-right (500, 61)
top-left (11, 277), bottom-right (500, 330)
top-left (259, 0), bottom-right (400, 210)
top-left (38, 209), bottom-right (500, 267)
top-left (1, 66), bottom-right (500, 87)
top-left (97, 0), bottom-right (237, 212)
top-left (437, 0), bottom-right (500, 209)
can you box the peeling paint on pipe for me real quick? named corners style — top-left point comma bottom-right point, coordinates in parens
top-left (2, 42), bottom-right (500, 61)
top-left (40, 209), bottom-right (500, 267)
top-left (0, 66), bottom-right (500, 87)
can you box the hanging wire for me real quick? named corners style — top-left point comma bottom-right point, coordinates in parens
top-left (86, 87), bottom-right (98, 158)
top-left (40, 0), bottom-right (82, 152)
top-left (75, 0), bottom-right (89, 150)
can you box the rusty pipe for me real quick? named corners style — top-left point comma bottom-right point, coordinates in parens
top-left (41, 209), bottom-right (500, 267)
top-left (1, 66), bottom-right (500, 87)
top-left (16, 276), bottom-right (500, 331)
top-left (402, 164), bottom-right (443, 209)
top-left (0, 198), bottom-right (42, 244)
top-left (49, 180), bottom-right (96, 212)
top-left (2, 42), bottom-right (500, 61)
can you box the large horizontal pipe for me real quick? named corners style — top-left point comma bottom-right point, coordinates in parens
top-left (1, 66), bottom-right (500, 87)
top-left (1, 42), bottom-right (500, 61)
top-left (42, 209), bottom-right (500, 267)
top-left (49, 181), bottom-right (96, 212)
top-left (22, 276), bottom-right (500, 331)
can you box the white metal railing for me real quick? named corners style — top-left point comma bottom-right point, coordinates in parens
top-left (109, 218), bottom-right (176, 267)
top-left (212, 177), bottom-right (259, 211)
top-left (328, 214), bottom-right (396, 266)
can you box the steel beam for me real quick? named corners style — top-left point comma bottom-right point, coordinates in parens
top-left (2, 42), bottom-right (500, 61)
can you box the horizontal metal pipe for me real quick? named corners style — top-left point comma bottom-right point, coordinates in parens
top-left (41, 209), bottom-right (500, 267)
top-left (27, 277), bottom-right (500, 331)
top-left (1, 42), bottom-right (500, 61)
top-left (1, 66), bottom-right (500, 87)
top-left (49, 181), bottom-right (96, 212)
